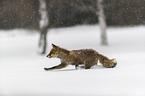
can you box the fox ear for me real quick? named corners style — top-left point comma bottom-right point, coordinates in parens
top-left (52, 43), bottom-right (57, 49)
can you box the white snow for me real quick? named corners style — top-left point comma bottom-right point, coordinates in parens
top-left (0, 25), bottom-right (145, 96)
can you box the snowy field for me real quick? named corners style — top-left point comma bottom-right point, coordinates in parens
top-left (0, 25), bottom-right (145, 96)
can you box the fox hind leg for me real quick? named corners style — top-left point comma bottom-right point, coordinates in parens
top-left (85, 64), bottom-right (92, 69)
top-left (84, 60), bottom-right (95, 69)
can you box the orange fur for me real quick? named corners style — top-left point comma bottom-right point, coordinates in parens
top-left (44, 44), bottom-right (117, 70)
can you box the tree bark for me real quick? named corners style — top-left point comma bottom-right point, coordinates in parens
top-left (38, 0), bottom-right (49, 54)
top-left (97, 0), bottom-right (108, 45)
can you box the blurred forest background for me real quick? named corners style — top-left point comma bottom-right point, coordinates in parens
top-left (0, 0), bottom-right (145, 30)
top-left (1, 1), bottom-right (145, 95)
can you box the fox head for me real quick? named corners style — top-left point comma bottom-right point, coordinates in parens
top-left (46, 44), bottom-right (69, 58)
top-left (103, 59), bottom-right (117, 68)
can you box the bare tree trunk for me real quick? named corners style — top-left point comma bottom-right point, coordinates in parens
top-left (38, 0), bottom-right (49, 54)
top-left (97, 0), bottom-right (108, 45)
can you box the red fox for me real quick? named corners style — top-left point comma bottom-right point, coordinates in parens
top-left (44, 44), bottom-right (117, 71)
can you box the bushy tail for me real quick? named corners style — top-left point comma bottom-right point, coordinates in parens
top-left (44, 63), bottom-right (68, 71)
top-left (98, 54), bottom-right (117, 68)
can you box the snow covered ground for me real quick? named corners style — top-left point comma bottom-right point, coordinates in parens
top-left (0, 25), bottom-right (145, 96)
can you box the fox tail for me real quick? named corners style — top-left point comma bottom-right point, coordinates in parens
top-left (98, 54), bottom-right (117, 68)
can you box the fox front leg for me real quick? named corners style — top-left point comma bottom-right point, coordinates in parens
top-left (44, 63), bottom-right (68, 71)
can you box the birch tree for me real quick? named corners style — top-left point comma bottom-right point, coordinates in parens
top-left (97, 0), bottom-right (108, 45)
top-left (38, 0), bottom-right (49, 54)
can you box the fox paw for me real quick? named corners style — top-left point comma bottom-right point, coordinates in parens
top-left (44, 68), bottom-right (49, 70)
